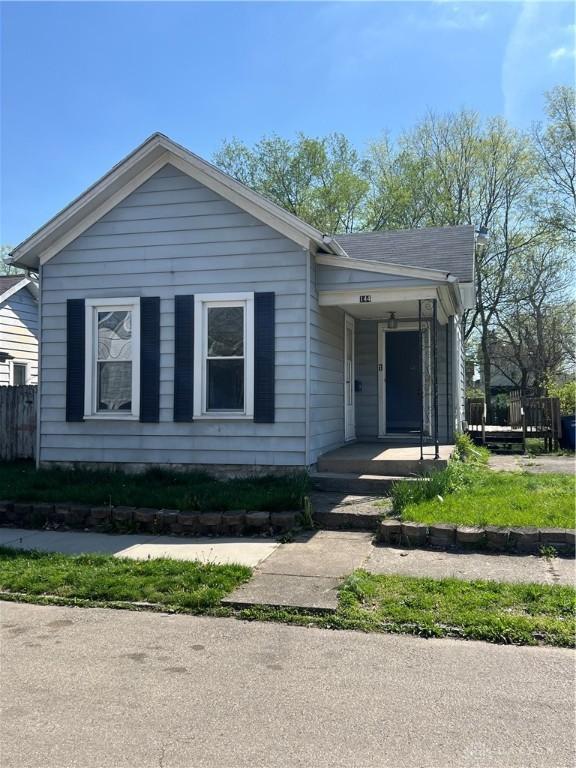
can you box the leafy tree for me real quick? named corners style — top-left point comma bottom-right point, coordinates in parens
top-left (0, 245), bottom-right (24, 276)
top-left (214, 133), bottom-right (369, 233)
top-left (533, 85), bottom-right (576, 238)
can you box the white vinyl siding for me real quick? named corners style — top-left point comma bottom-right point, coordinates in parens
top-left (39, 164), bottom-right (307, 467)
top-left (0, 287), bottom-right (39, 386)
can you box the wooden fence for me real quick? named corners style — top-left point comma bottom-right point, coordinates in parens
top-left (0, 385), bottom-right (37, 461)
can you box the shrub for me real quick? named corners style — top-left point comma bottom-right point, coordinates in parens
top-left (547, 380), bottom-right (576, 416)
top-left (455, 433), bottom-right (489, 464)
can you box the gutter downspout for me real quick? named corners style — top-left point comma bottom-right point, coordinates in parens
top-left (305, 248), bottom-right (311, 468)
top-left (35, 263), bottom-right (42, 469)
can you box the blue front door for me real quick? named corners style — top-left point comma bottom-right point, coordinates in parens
top-left (385, 330), bottom-right (421, 432)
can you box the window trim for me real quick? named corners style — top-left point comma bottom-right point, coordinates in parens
top-left (9, 360), bottom-right (29, 386)
top-left (193, 292), bottom-right (254, 420)
top-left (84, 297), bottom-right (140, 420)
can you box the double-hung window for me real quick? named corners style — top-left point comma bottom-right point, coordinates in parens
top-left (194, 293), bottom-right (254, 418)
top-left (84, 298), bottom-right (140, 419)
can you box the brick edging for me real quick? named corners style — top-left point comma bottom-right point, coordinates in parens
top-left (0, 501), bottom-right (299, 537)
top-left (378, 519), bottom-right (575, 556)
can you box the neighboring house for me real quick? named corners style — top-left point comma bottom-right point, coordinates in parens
top-left (0, 275), bottom-right (39, 386)
top-left (10, 134), bottom-right (476, 471)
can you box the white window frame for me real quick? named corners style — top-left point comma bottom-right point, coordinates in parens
top-left (9, 360), bottom-right (29, 386)
top-left (193, 292), bottom-right (254, 420)
top-left (84, 297), bottom-right (140, 420)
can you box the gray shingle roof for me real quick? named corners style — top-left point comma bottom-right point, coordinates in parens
top-left (334, 225), bottom-right (475, 282)
top-left (0, 276), bottom-right (24, 293)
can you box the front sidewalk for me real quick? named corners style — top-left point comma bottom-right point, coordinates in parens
top-left (0, 527), bottom-right (278, 568)
top-left (2, 527), bottom-right (574, 614)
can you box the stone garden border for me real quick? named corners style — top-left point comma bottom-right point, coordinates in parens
top-left (378, 519), bottom-right (575, 556)
top-left (0, 500), bottom-right (299, 538)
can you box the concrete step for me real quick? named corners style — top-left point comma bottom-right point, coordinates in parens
top-left (316, 458), bottom-right (447, 477)
top-left (310, 471), bottom-right (405, 495)
top-left (309, 491), bottom-right (387, 531)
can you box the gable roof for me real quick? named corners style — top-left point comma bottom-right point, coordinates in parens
top-left (10, 133), bottom-right (346, 269)
top-left (0, 276), bottom-right (39, 305)
top-left (334, 225), bottom-right (475, 283)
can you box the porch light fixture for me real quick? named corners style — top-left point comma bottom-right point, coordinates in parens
top-left (387, 312), bottom-right (398, 330)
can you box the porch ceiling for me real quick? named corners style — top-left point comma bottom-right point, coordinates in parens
top-left (318, 285), bottom-right (457, 323)
top-left (337, 298), bottom-right (433, 320)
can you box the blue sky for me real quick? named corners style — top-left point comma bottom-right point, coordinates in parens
top-left (1, 1), bottom-right (574, 245)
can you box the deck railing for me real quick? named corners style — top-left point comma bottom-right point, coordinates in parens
top-left (509, 391), bottom-right (562, 451)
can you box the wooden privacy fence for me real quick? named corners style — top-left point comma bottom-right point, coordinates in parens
top-left (0, 385), bottom-right (37, 461)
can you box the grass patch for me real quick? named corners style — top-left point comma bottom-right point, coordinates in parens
top-left (0, 461), bottom-right (308, 512)
top-left (397, 469), bottom-right (575, 529)
top-left (0, 547), bottom-right (251, 611)
top-left (332, 571), bottom-right (576, 647)
top-left (525, 438), bottom-right (575, 457)
top-left (386, 434), bottom-right (575, 529)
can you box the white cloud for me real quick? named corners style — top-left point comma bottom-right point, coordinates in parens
top-left (549, 45), bottom-right (575, 61)
top-left (434, 5), bottom-right (491, 30)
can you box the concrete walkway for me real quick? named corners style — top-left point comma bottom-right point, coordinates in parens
top-left (365, 544), bottom-right (575, 585)
top-left (488, 453), bottom-right (575, 474)
top-left (0, 528), bottom-right (279, 568)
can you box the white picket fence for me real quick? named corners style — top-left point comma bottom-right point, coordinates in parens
top-left (0, 385), bottom-right (37, 461)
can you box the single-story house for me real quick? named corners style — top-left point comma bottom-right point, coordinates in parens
top-left (10, 133), bottom-right (476, 473)
top-left (0, 275), bottom-right (39, 386)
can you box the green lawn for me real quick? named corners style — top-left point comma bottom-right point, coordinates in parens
top-left (385, 438), bottom-right (575, 529)
top-left (0, 547), bottom-right (251, 611)
top-left (0, 461), bottom-right (308, 512)
top-left (398, 469), bottom-right (575, 529)
top-left (333, 570), bottom-right (576, 647)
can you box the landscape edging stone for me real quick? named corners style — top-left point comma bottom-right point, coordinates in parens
top-left (376, 519), bottom-right (574, 556)
top-left (0, 501), bottom-right (297, 538)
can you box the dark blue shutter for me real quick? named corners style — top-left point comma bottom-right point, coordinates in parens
top-left (140, 297), bottom-right (160, 423)
top-left (66, 299), bottom-right (85, 422)
top-left (254, 292), bottom-right (275, 423)
top-left (173, 295), bottom-right (194, 421)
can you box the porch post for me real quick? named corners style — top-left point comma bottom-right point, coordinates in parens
top-left (418, 299), bottom-right (424, 461)
top-left (433, 299), bottom-right (440, 459)
top-left (446, 321), bottom-right (450, 441)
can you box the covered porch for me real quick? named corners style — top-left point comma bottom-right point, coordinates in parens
top-left (317, 284), bottom-right (463, 463)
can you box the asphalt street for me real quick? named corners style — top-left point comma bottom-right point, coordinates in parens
top-left (1, 602), bottom-right (574, 768)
